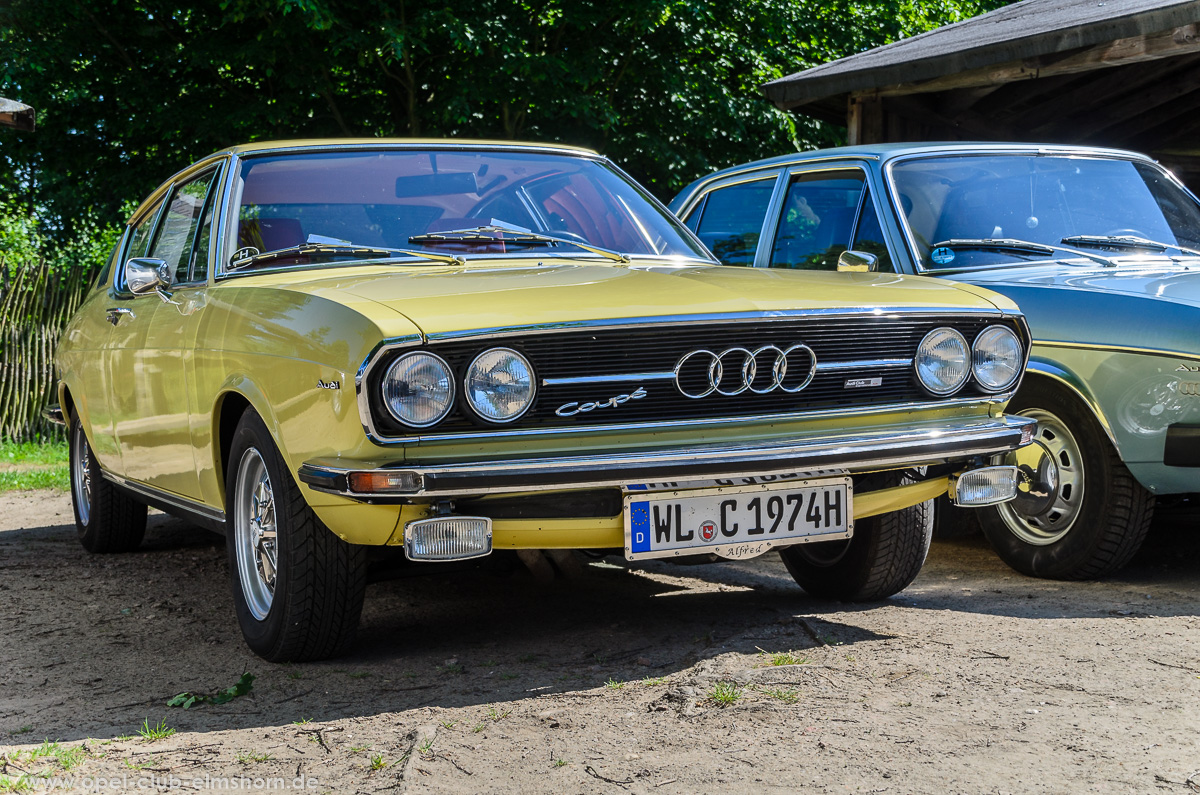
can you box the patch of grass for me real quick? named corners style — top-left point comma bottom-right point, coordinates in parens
top-left (553, 758), bottom-right (568, 768)
top-left (760, 686), bottom-right (801, 704)
top-left (0, 441), bottom-right (67, 467)
top-left (292, 718), bottom-right (312, 726)
top-left (707, 681), bottom-right (742, 707)
top-left (136, 718), bottom-right (175, 742)
top-left (471, 723), bottom-right (486, 733)
top-left (439, 721), bottom-right (456, 730)
top-left (123, 757), bottom-right (157, 771)
top-left (10, 725), bottom-right (33, 736)
top-left (417, 738), bottom-right (434, 756)
top-left (235, 751), bottom-right (273, 764)
top-left (0, 467), bottom-right (69, 493)
top-left (0, 774), bottom-right (33, 792)
top-left (349, 746), bottom-right (367, 754)
top-left (485, 705), bottom-right (511, 722)
top-left (167, 673), bottom-right (255, 710)
top-left (370, 754), bottom-right (387, 770)
top-left (287, 672), bottom-right (303, 680)
top-left (756, 647), bottom-right (807, 667)
top-left (604, 678), bottom-right (625, 690)
top-left (641, 676), bottom-right (667, 686)
top-left (439, 663), bottom-right (464, 676)
top-left (499, 673), bottom-right (519, 681)
top-left (10, 741), bottom-right (86, 772)
top-left (481, 659), bottom-right (498, 667)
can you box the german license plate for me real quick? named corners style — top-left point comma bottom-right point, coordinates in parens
top-left (623, 477), bottom-right (853, 561)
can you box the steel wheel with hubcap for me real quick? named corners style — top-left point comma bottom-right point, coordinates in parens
top-left (68, 412), bottom-right (146, 553)
top-left (225, 407), bottom-right (367, 662)
top-left (978, 379), bottom-right (1154, 580)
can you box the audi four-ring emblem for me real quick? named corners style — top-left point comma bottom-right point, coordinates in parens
top-left (674, 344), bottom-right (817, 398)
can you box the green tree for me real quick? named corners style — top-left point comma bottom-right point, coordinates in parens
top-left (0, 0), bottom-right (1006, 235)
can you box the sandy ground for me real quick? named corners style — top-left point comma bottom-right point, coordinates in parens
top-left (1, 489), bottom-right (1198, 794)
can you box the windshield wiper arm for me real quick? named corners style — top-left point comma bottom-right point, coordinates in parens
top-left (1061, 234), bottom-right (1200, 258)
top-left (934, 237), bottom-right (1117, 267)
top-left (409, 224), bottom-right (631, 264)
top-left (229, 243), bottom-right (462, 271)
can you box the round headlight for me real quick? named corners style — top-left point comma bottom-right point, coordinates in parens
top-left (381, 352), bottom-right (454, 427)
top-left (972, 325), bottom-right (1023, 391)
top-left (464, 347), bottom-right (535, 423)
top-left (915, 327), bottom-right (970, 396)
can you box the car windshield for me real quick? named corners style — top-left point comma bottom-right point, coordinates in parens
top-left (888, 154), bottom-right (1200, 270)
top-left (228, 148), bottom-right (709, 269)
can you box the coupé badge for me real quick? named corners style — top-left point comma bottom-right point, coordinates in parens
top-left (317, 379), bottom-right (341, 390)
top-left (556, 387), bottom-right (647, 417)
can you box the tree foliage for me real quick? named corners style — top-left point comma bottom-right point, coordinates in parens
top-left (0, 0), bottom-right (1007, 235)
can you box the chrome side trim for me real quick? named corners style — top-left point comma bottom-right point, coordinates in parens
top-left (355, 335), bottom-right (427, 442)
top-left (300, 414), bottom-right (1036, 499)
top-left (100, 470), bottom-right (226, 525)
top-left (816, 358), bottom-right (911, 372)
top-left (542, 372), bottom-right (676, 387)
top-left (1034, 339), bottom-right (1200, 362)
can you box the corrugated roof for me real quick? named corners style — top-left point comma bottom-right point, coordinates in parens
top-left (763, 0), bottom-right (1200, 109)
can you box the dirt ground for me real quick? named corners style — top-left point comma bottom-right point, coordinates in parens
top-left (1, 489), bottom-right (1198, 794)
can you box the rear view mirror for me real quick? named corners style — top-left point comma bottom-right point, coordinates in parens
top-left (125, 257), bottom-right (172, 297)
top-left (836, 250), bottom-right (879, 273)
top-left (396, 172), bottom-right (479, 198)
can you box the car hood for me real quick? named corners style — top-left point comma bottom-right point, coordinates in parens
top-left (264, 260), bottom-right (1014, 336)
top-left (951, 258), bottom-right (1200, 306)
top-left (949, 258), bottom-right (1200, 354)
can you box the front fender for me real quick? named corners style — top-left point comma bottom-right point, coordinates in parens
top-left (1024, 356), bottom-right (1119, 449)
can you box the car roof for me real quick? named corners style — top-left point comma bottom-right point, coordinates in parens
top-left (676, 142), bottom-right (1158, 200)
top-left (213, 138), bottom-right (600, 158)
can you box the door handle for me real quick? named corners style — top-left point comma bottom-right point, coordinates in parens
top-left (106, 307), bottom-right (135, 326)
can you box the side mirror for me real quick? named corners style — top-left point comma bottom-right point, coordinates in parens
top-left (836, 250), bottom-right (880, 273)
top-left (125, 258), bottom-right (172, 297)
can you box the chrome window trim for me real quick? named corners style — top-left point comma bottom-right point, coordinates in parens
top-left (760, 163), bottom-right (876, 269)
top-left (673, 170), bottom-right (783, 269)
top-left (304, 414), bottom-right (1037, 498)
top-left (879, 150), bottom-right (1193, 276)
top-left (673, 155), bottom-right (882, 219)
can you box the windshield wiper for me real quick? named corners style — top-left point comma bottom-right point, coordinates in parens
top-left (229, 243), bottom-right (462, 271)
top-left (409, 224), bottom-right (631, 264)
top-left (1061, 234), bottom-right (1200, 258)
top-left (934, 237), bottom-right (1117, 267)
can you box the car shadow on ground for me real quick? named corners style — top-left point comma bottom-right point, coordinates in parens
top-left (1, 504), bottom-right (1195, 744)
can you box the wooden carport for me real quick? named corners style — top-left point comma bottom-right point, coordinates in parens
top-left (762, 0), bottom-right (1200, 186)
top-left (0, 98), bottom-right (36, 131)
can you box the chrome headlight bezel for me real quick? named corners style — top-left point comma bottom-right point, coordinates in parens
top-left (464, 347), bottom-right (537, 424)
top-left (380, 351), bottom-right (456, 428)
top-left (915, 327), bottom-right (971, 396)
top-left (971, 325), bottom-right (1023, 392)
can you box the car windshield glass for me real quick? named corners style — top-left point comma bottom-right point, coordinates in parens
top-left (889, 154), bottom-right (1200, 270)
top-left (229, 149), bottom-right (709, 269)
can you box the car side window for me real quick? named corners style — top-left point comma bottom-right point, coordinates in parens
top-left (148, 170), bottom-right (218, 285)
top-left (691, 178), bottom-right (776, 267)
top-left (127, 200), bottom-right (163, 260)
top-left (770, 170), bottom-right (866, 271)
top-left (850, 186), bottom-right (893, 272)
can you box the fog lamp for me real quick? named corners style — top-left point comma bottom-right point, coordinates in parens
top-left (404, 516), bottom-right (493, 561)
top-left (949, 465), bottom-right (1019, 507)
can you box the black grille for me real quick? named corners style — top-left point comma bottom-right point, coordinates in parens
top-left (368, 314), bottom-right (1021, 437)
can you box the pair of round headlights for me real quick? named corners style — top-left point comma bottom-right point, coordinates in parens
top-left (915, 325), bottom-right (1023, 396)
top-left (381, 348), bottom-right (535, 428)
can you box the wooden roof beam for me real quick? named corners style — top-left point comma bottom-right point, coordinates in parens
top-left (860, 23), bottom-right (1200, 101)
top-left (0, 98), bottom-right (35, 131)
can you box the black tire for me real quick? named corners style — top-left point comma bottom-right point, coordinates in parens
top-left (978, 379), bottom-right (1154, 580)
top-left (68, 412), bottom-right (147, 553)
top-left (778, 471), bottom-right (933, 601)
top-left (225, 408), bottom-right (367, 662)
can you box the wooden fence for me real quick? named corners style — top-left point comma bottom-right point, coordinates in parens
top-left (0, 258), bottom-right (94, 441)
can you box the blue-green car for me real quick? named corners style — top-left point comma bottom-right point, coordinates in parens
top-left (671, 143), bottom-right (1200, 580)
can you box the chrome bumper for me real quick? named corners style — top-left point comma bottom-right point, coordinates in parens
top-left (299, 415), bottom-right (1036, 500)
